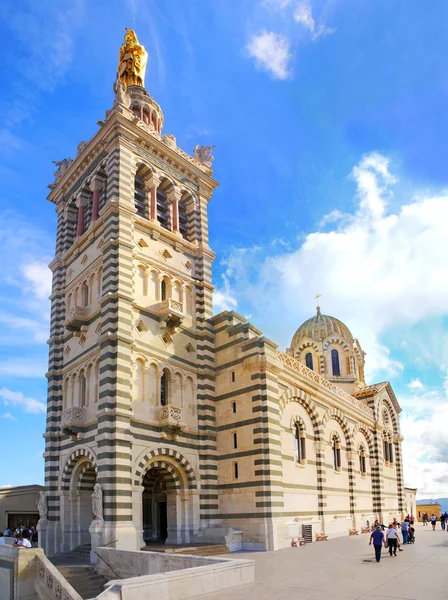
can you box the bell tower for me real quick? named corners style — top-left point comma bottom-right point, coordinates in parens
top-left (42, 30), bottom-right (218, 556)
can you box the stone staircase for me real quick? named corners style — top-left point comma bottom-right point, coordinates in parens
top-left (50, 545), bottom-right (111, 600)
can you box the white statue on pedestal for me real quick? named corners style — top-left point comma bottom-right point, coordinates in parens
top-left (92, 483), bottom-right (104, 521)
top-left (37, 491), bottom-right (48, 519)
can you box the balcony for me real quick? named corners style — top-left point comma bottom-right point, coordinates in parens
top-left (61, 406), bottom-right (86, 434)
top-left (155, 299), bottom-right (185, 332)
top-left (65, 305), bottom-right (88, 332)
top-left (159, 404), bottom-right (185, 432)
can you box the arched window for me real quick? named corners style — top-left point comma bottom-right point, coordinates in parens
top-left (332, 435), bottom-right (341, 470)
top-left (293, 423), bottom-right (306, 463)
top-left (160, 369), bottom-right (169, 406)
top-left (383, 436), bottom-right (393, 463)
top-left (305, 352), bottom-right (313, 371)
top-left (79, 371), bottom-right (87, 407)
top-left (359, 445), bottom-right (366, 475)
top-left (134, 166), bottom-right (148, 219)
top-left (161, 277), bottom-right (170, 301)
top-left (331, 349), bottom-right (341, 377)
top-left (81, 282), bottom-right (89, 307)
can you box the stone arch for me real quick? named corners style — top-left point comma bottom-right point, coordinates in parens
top-left (141, 460), bottom-right (182, 490)
top-left (61, 447), bottom-right (98, 490)
top-left (352, 423), bottom-right (374, 454)
top-left (295, 340), bottom-right (320, 355)
top-left (77, 462), bottom-right (97, 491)
top-left (289, 414), bottom-right (306, 433)
top-left (323, 338), bottom-right (350, 353)
top-left (322, 409), bottom-right (352, 450)
top-left (279, 387), bottom-right (322, 439)
top-left (134, 448), bottom-right (198, 490)
top-left (379, 397), bottom-right (399, 434)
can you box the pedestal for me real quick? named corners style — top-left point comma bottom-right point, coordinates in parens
top-left (89, 519), bottom-right (104, 564)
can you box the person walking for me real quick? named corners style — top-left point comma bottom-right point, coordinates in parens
top-left (369, 525), bottom-right (386, 562)
top-left (431, 514), bottom-right (437, 530)
top-left (422, 513), bottom-right (428, 526)
top-left (386, 523), bottom-right (400, 556)
top-left (401, 519), bottom-right (410, 544)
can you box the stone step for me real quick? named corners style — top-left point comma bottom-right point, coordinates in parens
top-left (166, 544), bottom-right (229, 556)
top-left (54, 564), bottom-right (109, 600)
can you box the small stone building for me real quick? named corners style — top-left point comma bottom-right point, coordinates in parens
top-left (40, 30), bottom-right (406, 557)
top-left (0, 485), bottom-right (43, 532)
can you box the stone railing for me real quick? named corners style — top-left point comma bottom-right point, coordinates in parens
top-left (64, 305), bottom-right (88, 332)
top-left (276, 350), bottom-right (374, 418)
top-left (61, 406), bottom-right (86, 434)
top-left (155, 299), bottom-right (185, 332)
top-left (160, 405), bottom-right (184, 429)
top-left (35, 553), bottom-right (82, 600)
top-left (159, 299), bottom-right (183, 313)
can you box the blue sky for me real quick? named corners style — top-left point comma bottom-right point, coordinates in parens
top-left (0, 0), bottom-right (447, 498)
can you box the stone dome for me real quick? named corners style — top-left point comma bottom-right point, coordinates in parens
top-left (290, 308), bottom-right (354, 351)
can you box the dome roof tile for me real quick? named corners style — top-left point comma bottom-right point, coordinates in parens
top-left (291, 310), bottom-right (353, 352)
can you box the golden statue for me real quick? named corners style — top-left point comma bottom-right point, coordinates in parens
top-left (117, 28), bottom-right (148, 88)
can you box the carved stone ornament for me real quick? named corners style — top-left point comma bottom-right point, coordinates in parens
top-left (52, 158), bottom-right (73, 183)
top-left (113, 80), bottom-right (131, 109)
top-left (163, 133), bottom-right (177, 149)
top-left (193, 145), bottom-right (215, 168)
top-left (77, 140), bottom-right (88, 155)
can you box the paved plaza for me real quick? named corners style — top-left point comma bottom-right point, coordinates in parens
top-left (202, 524), bottom-right (448, 600)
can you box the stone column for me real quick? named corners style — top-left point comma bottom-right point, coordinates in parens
top-left (90, 179), bottom-right (103, 221)
top-left (75, 197), bottom-right (88, 237)
top-left (169, 187), bottom-right (182, 234)
top-left (145, 173), bottom-right (160, 221)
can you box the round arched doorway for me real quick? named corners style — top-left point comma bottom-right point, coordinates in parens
top-left (142, 467), bottom-right (175, 543)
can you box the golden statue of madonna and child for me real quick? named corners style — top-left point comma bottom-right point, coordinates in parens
top-left (116, 28), bottom-right (148, 88)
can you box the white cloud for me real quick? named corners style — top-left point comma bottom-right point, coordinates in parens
top-left (0, 387), bottom-right (46, 414)
top-left (294, 2), bottom-right (315, 31)
top-left (21, 262), bottom-right (52, 301)
top-left (214, 152), bottom-right (448, 381)
top-left (401, 389), bottom-right (448, 497)
top-left (247, 31), bottom-right (292, 80)
top-left (294, 1), bottom-right (335, 40)
top-left (1, 412), bottom-right (17, 421)
top-left (214, 283), bottom-right (238, 313)
top-left (0, 484), bottom-right (12, 489)
top-left (408, 379), bottom-right (424, 391)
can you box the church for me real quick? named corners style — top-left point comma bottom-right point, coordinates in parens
top-left (40, 30), bottom-right (405, 558)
